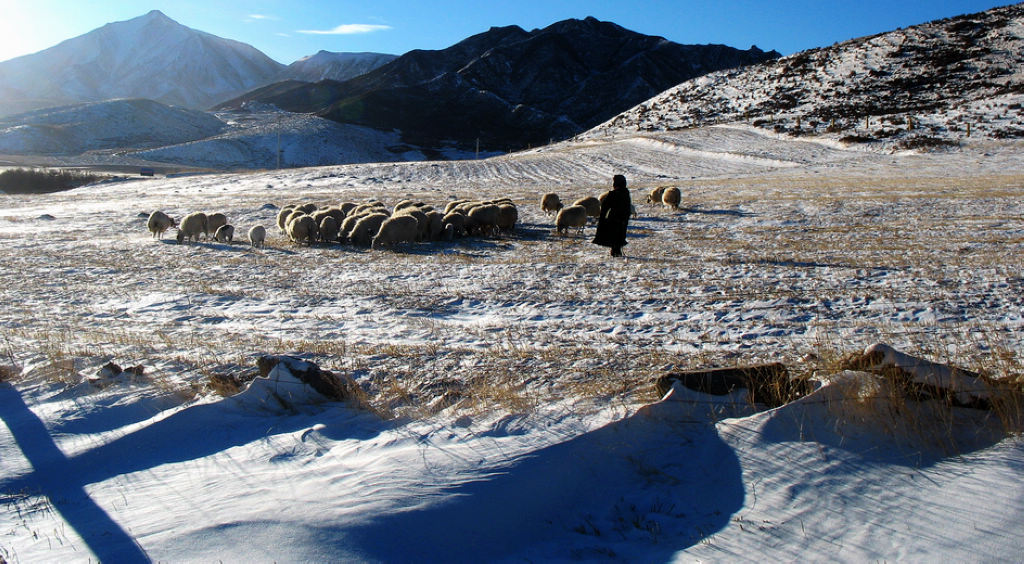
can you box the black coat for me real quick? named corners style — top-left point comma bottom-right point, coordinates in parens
top-left (592, 186), bottom-right (631, 248)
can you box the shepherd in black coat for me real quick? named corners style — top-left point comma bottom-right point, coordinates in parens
top-left (592, 174), bottom-right (632, 257)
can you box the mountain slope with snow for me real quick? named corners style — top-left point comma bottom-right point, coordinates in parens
top-left (0, 98), bottom-right (226, 155)
top-left (0, 10), bottom-right (284, 116)
top-left (284, 51), bottom-right (398, 83)
top-left (590, 3), bottom-right (1024, 145)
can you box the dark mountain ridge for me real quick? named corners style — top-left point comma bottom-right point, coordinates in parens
top-left (219, 17), bottom-right (780, 152)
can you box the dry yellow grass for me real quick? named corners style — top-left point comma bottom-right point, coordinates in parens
top-left (1, 171), bottom-right (1021, 424)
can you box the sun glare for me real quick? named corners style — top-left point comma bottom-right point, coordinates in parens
top-left (0, 6), bottom-right (42, 63)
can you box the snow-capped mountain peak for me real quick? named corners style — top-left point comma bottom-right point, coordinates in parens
top-left (0, 11), bottom-right (285, 116)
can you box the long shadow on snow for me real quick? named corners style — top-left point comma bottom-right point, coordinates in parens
top-left (0, 383), bottom-right (150, 563)
top-left (0, 383), bottom-right (384, 560)
top-left (43, 390), bottom-right (185, 436)
top-left (336, 400), bottom-right (744, 563)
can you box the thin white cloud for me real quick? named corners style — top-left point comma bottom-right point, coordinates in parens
top-left (297, 24), bottom-right (392, 35)
top-left (245, 14), bottom-right (279, 22)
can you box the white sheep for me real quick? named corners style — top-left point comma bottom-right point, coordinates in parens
top-left (319, 215), bottom-right (341, 243)
top-left (440, 223), bottom-right (455, 241)
top-left (287, 214), bottom-right (319, 245)
top-left (426, 210), bottom-right (444, 241)
top-left (207, 212), bottom-right (228, 239)
top-left (573, 196), bottom-right (601, 220)
top-left (466, 204), bottom-right (501, 236)
top-left (214, 224), bottom-right (234, 243)
top-left (394, 207), bottom-right (430, 241)
top-left (176, 212), bottom-right (208, 244)
top-left (147, 210), bottom-right (176, 239)
top-left (540, 193), bottom-right (563, 215)
top-left (647, 186), bottom-right (668, 204)
top-left (371, 215), bottom-right (420, 249)
top-left (496, 203), bottom-right (518, 233)
top-left (442, 211), bottom-right (467, 238)
top-left (248, 225), bottom-right (267, 249)
top-left (662, 186), bottom-right (681, 210)
top-left (349, 213), bottom-right (390, 247)
top-left (277, 205), bottom-right (297, 231)
top-left (339, 206), bottom-right (390, 241)
top-left (556, 205), bottom-right (588, 235)
top-left (445, 199), bottom-right (472, 214)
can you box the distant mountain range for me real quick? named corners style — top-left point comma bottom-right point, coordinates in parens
top-left (218, 17), bottom-right (780, 153)
top-left (2, 5), bottom-right (1017, 170)
top-left (0, 10), bottom-right (396, 118)
top-left (591, 3), bottom-right (1024, 143)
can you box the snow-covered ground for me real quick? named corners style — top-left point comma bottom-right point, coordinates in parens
top-left (1, 126), bottom-right (1023, 562)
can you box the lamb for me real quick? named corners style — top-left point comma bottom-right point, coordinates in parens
top-left (214, 224), bottom-right (234, 243)
top-left (147, 211), bottom-right (176, 239)
top-left (349, 213), bottom-right (390, 247)
top-left (287, 214), bottom-right (319, 245)
top-left (647, 186), bottom-right (668, 204)
top-left (573, 196), bottom-right (601, 220)
top-left (248, 225), bottom-right (267, 249)
top-left (207, 213), bottom-right (228, 238)
top-left (176, 212), bottom-right (208, 244)
top-left (662, 186), bottom-right (682, 210)
top-left (540, 193), bottom-right (563, 215)
top-left (555, 205), bottom-right (588, 235)
top-left (371, 215), bottom-right (420, 249)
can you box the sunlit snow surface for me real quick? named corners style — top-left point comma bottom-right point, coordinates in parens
top-left (1, 127), bottom-right (1023, 562)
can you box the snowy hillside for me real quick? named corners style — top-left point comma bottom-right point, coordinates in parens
top-left (285, 51), bottom-right (398, 82)
top-left (0, 123), bottom-right (1022, 561)
top-left (591, 3), bottom-right (1024, 146)
top-left (130, 109), bottom-right (434, 169)
top-left (0, 11), bottom-right (284, 116)
top-left (0, 99), bottom-right (226, 155)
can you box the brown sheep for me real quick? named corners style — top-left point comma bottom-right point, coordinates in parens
top-left (147, 211), bottom-right (176, 239)
top-left (555, 205), bottom-right (588, 235)
top-left (573, 196), bottom-right (601, 220)
top-left (662, 187), bottom-right (682, 210)
top-left (372, 215), bottom-right (420, 249)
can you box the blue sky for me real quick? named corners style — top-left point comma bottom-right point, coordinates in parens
top-left (0, 0), bottom-right (1013, 64)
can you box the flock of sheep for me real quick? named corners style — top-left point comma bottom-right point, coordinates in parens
top-left (542, 185), bottom-right (681, 235)
top-left (275, 198), bottom-right (519, 249)
top-left (145, 197), bottom-right (520, 250)
top-left (145, 185), bottom-right (683, 250)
